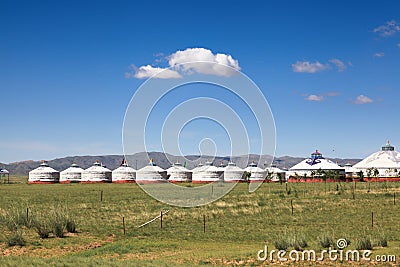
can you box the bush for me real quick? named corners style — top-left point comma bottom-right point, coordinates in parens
top-left (375, 236), bottom-right (388, 247)
top-left (7, 230), bottom-right (25, 247)
top-left (318, 235), bottom-right (333, 248)
top-left (356, 237), bottom-right (373, 250)
top-left (66, 220), bottom-right (77, 233)
top-left (291, 236), bottom-right (308, 251)
top-left (274, 237), bottom-right (289, 251)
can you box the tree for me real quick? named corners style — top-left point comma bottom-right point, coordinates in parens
top-left (373, 168), bottom-right (379, 179)
top-left (357, 171), bottom-right (364, 182)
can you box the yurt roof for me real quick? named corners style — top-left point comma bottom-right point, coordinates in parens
top-left (29, 162), bottom-right (59, 174)
top-left (224, 162), bottom-right (243, 171)
top-left (0, 169), bottom-right (9, 174)
top-left (167, 162), bottom-right (190, 172)
top-left (245, 162), bottom-right (264, 172)
top-left (353, 141), bottom-right (400, 169)
top-left (61, 162), bottom-right (84, 174)
top-left (137, 161), bottom-right (165, 173)
top-left (193, 161), bottom-right (220, 173)
top-left (289, 150), bottom-right (344, 171)
top-left (266, 166), bottom-right (285, 173)
top-left (85, 161), bottom-right (111, 172)
top-left (113, 165), bottom-right (136, 173)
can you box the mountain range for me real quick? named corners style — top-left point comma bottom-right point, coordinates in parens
top-left (0, 152), bottom-right (362, 175)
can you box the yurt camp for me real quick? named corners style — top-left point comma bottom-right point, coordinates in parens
top-left (244, 161), bottom-right (266, 182)
top-left (223, 161), bottom-right (245, 182)
top-left (81, 161), bottom-right (112, 183)
top-left (136, 159), bottom-right (167, 183)
top-left (60, 162), bottom-right (84, 183)
top-left (353, 140), bottom-right (400, 181)
top-left (112, 159), bottom-right (136, 183)
top-left (167, 162), bottom-right (191, 183)
top-left (343, 163), bottom-right (358, 180)
top-left (288, 150), bottom-right (345, 181)
top-left (28, 161), bottom-right (60, 184)
top-left (192, 161), bottom-right (223, 183)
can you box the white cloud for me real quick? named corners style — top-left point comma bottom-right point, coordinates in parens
top-left (128, 48), bottom-right (241, 79)
top-left (168, 48), bottom-right (241, 77)
top-left (397, 43), bottom-right (400, 48)
top-left (292, 61), bottom-right (330, 73)
top-left (292, 58), bottom-right (349, 73)
top-left (329, 59), bottom-right (346, 72)
top-left (374, 52), bottom-right (385, 58)
top-left (133, 65), bottom-right (182, 79)
top-left (305, 94), bottom-right (324, 101)
top-left (353, 95), bottom-right (373, 104)
top-left (373, 20), bottom-right (400, 37)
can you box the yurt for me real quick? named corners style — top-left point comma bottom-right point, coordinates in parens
top-left (0, 168), bottom-right (10, 183)
top-left (28, 161), bottom-right (60, 184)
top-left (266, 164), bottom-right (286, 182)
top-left (343, 163), bottom-right (358, 179)
top-left (288, 150), bottom-right (345, 181)
top-left (112, 159), bottom-right (136, 183)
top-left (81, 161), bottom-right (112, 183)
top-left (60, 162), bottom-right (84, 183)
top-left (223, 161), bottom-right (245, 182)
top-left (167, 162), bottom-right (191, 183)
top-left (244, 161), bottom-right (266, 182)
top-left (192, 161), bottom-right (223, 183)
top-left (136, 160), bottom-right (167, 184)
top-left (353, 140), bottom-right (400, 178)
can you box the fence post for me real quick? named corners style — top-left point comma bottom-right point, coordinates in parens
top-left (160, 211), bottom-right (163, 229)
top-left (123, 217), bottom-right (126, 235)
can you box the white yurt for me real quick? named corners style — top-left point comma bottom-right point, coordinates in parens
top-left (81, 161), bottom-right (112, 183)
top-left (28, 161), bottom-right (60, 184)
top-left (353, 140), bottom-right (400, 177)
top-left (266, 164), bottom-right (286, 182)
top-left (223, 161), bottom-right (245, 182)
top-left (192, 161), bottom-right (223, 183)
top-left (244, 161), bottom-right (266, 182)
top-left (343, 163), bottom-right (358, 179)
top-left (60, 162), bottom-right (84, 183)
top-left (112, 159), bottom-right (136, 183)
top-left (136, 160), bottom-right (167, 183)
top-left (167, 162), bottom-right (191, 183)
top-left (0, 168), bottom-right (10, 183)
top-left (289, 150), bottom-right (345, 177)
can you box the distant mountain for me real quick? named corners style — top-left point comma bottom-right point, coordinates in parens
top-left (0, 152), bottom-right (362, 175)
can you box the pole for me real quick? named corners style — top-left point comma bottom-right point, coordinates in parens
top-left (100, 190), bottom-right (103, 202)
top-left (26, 207), bottom-right (29, 223)
top-left (291, 200), bottom-right (294, 216)
top-left (394, 192), bottom-right (396, 205)
top-left (160, 211), bottom-right (163, 229)
top-left (123, 217), bottom-right (126, 235)
top-left (371, 212), bottom-right (374, 229)
top-left (203, 214), bottom-right (206, 233)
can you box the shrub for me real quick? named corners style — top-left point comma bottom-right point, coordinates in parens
top-left (66, 219), bottom-right (77, 233)
top-left (356, 237), bottom-right (373, 250)
top-left (291, 236), bottom-right (308, 251)
top-left (274, 237), bottom-right (289, 251)
top-left (7, 230), bottom-right (25, 247)
top-left (318, 235), bottom-right (333, 248)
top-left (375, 236), bottom-right (388, 247)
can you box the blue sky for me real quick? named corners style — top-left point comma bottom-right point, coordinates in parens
top-left (1, 0), bottom-right (399, 163)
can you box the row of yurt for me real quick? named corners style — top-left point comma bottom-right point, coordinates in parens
top-left (28, 159), bottom-right (284, 184)
top-left (29, 161), bottom-right (112, 184)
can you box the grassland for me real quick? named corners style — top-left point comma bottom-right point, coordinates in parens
top-left (0, 176), bottom-right (399, 266)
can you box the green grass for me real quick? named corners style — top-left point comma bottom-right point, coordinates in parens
top-left (0, 178), bottom-right (399, 266)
